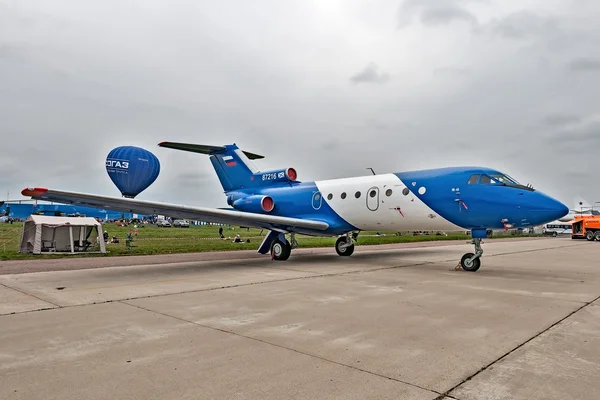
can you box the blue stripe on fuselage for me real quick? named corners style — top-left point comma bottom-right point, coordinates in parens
top-left (395, 167), bottom-right (567, 230)
top-left (227, 181), bottom-right (358, 235)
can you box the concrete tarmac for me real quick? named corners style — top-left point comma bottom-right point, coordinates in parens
top-left (1, 237), bottom-right (599, 399)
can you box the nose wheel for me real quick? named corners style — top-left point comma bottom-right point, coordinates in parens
top-left (456, 238), bottom-right (483, 272)
top-left (335, 235), bottom-right (355, 256)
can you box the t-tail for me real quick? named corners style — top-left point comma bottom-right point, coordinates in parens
top-left (158, 142), bottom-right (299, 192)
top-left (557, 197), bottom-right (600, 222)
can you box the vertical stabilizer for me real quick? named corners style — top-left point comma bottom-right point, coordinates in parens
top-left (158, 142), bottom-right (299, 192)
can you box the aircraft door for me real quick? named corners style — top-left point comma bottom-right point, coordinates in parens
top-left (366, 187), bottom-right (379, 211)
top-left (312, 191), bottom-right (322, 210)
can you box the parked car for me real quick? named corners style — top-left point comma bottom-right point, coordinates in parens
top-left (173, 219), bottom-right (190, 228)
top-left (156, 219), bottom-right (171, 227)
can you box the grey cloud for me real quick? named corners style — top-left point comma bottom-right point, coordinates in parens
top-left (420, 7), bottom-right (477, 26)
top-left (365, 118), bottom-right (391, 131)
top-left (398, 0), bottom-right (479, 28)
top-left (350, 63), bottom-right (390, 84)
top-left (433, 66), bottom-right (471, 77)
top-left (550, 135), bottom-right (600, 154)
top-left (560, 131), bottom-right (600, 146)
top-left (543, 114), bottom-right (581, 127)
top-left (568, 58), bottom-right (600, 72)
top-left (173, 171), bottom-right (212, 183)
top-left (488, 11), bottom-right (561, 40)
top-left (564, 171), bottom-right (589, 179)
top-left (547, 115), bottom-right (600, 148)
top-left (0, 44), bottom-right (22, 60)
top-left (2, 1), bottom-right (600, 208)
top-left (365, 118), bottom-right (415, 132)
top-left (321, 140), bottom-right (339, 151)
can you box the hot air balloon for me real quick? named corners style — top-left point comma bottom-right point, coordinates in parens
top-left (105, 146), bottom-right (160, 198)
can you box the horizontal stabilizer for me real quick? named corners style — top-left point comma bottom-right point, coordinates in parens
top-left (158, 142), bottom-right (264, 160)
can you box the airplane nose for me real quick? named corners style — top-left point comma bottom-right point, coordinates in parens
top-left (548, 199), bottom-right (570, 221)
top-left (529, 194), bottom-right (569, 224)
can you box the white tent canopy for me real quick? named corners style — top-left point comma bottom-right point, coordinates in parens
top-left (19, 215), bottom-right (106, 254)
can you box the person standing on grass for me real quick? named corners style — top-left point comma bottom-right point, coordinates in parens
top-left (219, 226), bottom-right (224, 238)
top-left (134, 224), bottom-right (138, 237)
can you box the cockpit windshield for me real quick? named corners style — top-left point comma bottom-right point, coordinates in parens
top-left (490, 174), bottom-right (520, 185)
top-left (466, 172), bottom-right (531, 190)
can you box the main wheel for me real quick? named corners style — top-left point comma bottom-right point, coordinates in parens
top-left (335, 237), bottom-right (355, 256)
top-left (460, 253), bottom-right (481, 272)
top-left (586, 231), bottom-right (595, 241)
top-left (595, 231), bottom-right (600, 242)
top-left (271, 238), bottom-right (291, 261)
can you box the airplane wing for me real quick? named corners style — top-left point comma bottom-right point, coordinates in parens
top-left (20, 188), bottom-right (329, 232)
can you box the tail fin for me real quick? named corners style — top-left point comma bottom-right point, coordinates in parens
top-left (158, 142), bottom-right (298, 192)
top-left (572, 197), bottom-right (599, 215)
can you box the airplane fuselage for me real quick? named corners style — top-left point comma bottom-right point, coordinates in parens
top-left (226, 167), bottom-right (568, 237)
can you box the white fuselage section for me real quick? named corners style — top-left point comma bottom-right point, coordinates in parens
top-left (315, 174), bottom-right (463, 232)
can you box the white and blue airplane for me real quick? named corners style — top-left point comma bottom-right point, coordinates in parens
top-left (558, 197), bottom-right (600, 222)
top-left (21, 142), bottom-right (569, 271)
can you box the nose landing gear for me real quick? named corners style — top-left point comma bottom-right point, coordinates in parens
top-left (335, 232), bottom-right (359, 256)
top-left (455, 232), bottom-right (485, 272)
top-left (335, 235), bottom-right (355, 256)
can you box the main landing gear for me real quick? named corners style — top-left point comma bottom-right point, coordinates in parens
top-left (270, 232), bottom-right (359, 261)
top-left (456, 237), bottom-right (484, 272)
top-left (270, 233), bottom-right (299, 261)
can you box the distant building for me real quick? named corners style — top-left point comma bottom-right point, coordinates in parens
top-left (0, 200), bottom-right (143, 220)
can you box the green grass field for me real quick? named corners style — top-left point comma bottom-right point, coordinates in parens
top-left (0, 221), bottom-right (534, 261)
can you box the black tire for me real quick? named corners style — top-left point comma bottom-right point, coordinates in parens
top-left (271, 238), bottom-right (291, 261)
top-left (595, 231), bottom-right (600, 242)
top-left (335, 237), bottom-right (355, 256)
top-left (586, 231), bottom-right (595, 241)
top-left (460, 253), bottom-right (481, 272)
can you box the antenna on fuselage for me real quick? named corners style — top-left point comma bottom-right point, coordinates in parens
top-left (366, 168), bottom-right (376, 175)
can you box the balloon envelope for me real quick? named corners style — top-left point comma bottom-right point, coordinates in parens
top-left (105, 146), bottom-right (160, 198)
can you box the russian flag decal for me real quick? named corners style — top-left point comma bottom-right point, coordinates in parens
top-left (223, 155), bottom-right (236, 166)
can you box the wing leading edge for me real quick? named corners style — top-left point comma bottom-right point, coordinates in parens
top-left (20, 188), bottom-right (329, 232)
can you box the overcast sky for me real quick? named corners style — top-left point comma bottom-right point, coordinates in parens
top-left (1, 0), bottom-right (599, 209)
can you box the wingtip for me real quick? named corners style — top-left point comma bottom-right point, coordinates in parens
top-left (21, 187), bottom-right (48, 197)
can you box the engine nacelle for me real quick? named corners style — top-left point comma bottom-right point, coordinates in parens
top-left (252, 167), bottom-right (298, 184)
top-left (232, 195), bottom-right (275, 213)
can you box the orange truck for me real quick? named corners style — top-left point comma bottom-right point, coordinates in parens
top-left (571, 215), bottom-right (600, 241)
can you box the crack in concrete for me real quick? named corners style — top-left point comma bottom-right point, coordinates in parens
top-left (0, 281), bottom-right (62, 312)
top-left (0, 260), bottom-right (436, 317)
top-left (120, 299), bottom-right (446, 398)
top-left (438, 293), bottom-right (600, 400)
top-left (0, 241), bottom-right (593, 318)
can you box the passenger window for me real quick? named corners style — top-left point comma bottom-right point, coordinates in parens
top-left (341, 192), bottom-right (347, 199)
top-left (385, 189), bottom-right (393, 197)
top-left (369, 190), bottom-right (377, 198)
top-left (467, 174), bottom-right (480, 184)
top-left (479, 175), bottom-right (492, 184)
top-left (402, 188), bottom-right (410, 196)
top-left (355, 191), bottom-right (361, 198)
top-left (327, 193), bottom-right (333, 200)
